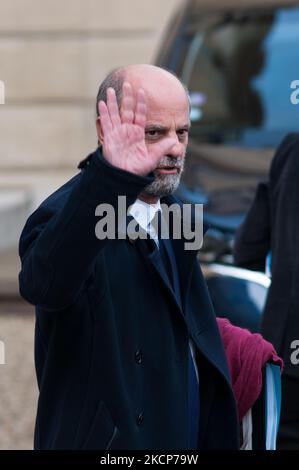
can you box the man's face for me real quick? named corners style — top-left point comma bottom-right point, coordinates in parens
top-left (128, 71), bottom-right (190, 198)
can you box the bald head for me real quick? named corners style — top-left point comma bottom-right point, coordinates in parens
top-left (96, 64), bottom-right (189, 116)
top-left (125, 64), bottom-right (187, 95)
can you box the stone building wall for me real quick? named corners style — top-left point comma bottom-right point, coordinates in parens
top-left (0, 0), bottom-right (182, 170)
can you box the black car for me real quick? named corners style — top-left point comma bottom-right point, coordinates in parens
top-left (155, 0), bottom-right (299, 331)
top-left (156, 0), bottom-right (299, 264)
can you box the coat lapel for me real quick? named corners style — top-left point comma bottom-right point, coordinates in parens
top-left (141, 238), bottom-right (184, 316)
top-left (123, 200), bottom-right (232, 386)
top-left (161, 195), bottom-right (209, 309)
top-left (122, 213), bottom-right (183, 314)
top-left (123, 197), bottom-right (210, 320)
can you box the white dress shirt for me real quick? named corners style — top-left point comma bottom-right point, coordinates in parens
top-left (129, 198), bottom-right (161, 246)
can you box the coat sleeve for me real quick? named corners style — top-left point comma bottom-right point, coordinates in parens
top-left (233, 133), bottom-right (299, 272)
top-left (18, 149), bottom-right (154, 310)
top-left (233, 181), bottom-right (270, 272)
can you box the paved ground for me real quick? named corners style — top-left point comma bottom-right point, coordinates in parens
top-left (0, 302), bottom-right (37, 450)
top-left (0, 172), bottom-right (76, 450)
top-left (0, 248), bottom-right (20, 298)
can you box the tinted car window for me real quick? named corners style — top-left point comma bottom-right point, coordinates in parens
top-left (156, 3), bottom-right (299, 241)
top-left (180, 6), bottom-right (299, 148)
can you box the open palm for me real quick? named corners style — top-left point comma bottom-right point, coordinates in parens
top-left (98, 82), bottom-right (176, 176)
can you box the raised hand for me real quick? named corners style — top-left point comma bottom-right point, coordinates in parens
top-left (98, 82), bottom-right (176, 176)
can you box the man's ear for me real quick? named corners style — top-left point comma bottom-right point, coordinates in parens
top-left (96, 117), bottom-right (104, 146)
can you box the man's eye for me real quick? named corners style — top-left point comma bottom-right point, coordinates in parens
top-left (145, 130), bottom-right (160, 140)
top-left (146, 130), bottom-right (158, 136)
top-left (177, 129), bottom-right (188, 136)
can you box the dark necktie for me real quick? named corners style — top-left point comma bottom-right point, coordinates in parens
top-left (155, 210), bottom-right (200, 449)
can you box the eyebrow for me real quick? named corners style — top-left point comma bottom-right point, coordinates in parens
top-left (145, 123), bottom-right (190, 131)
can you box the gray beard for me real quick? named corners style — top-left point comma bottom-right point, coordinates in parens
top-left (143, 157), bottom-right (185, 198)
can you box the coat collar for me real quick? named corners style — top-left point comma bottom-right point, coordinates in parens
top-left (124, 193), bottom-right (210, 317)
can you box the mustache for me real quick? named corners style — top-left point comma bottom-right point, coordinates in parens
top-left (156, 155), bottom-right (185, 170)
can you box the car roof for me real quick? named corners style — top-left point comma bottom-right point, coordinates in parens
top-left (187, 0), bottom-right (299, 13)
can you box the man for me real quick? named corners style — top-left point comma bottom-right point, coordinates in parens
top-left (19, 64), bottom-right (239, 450)
top-left (234, 133), bottom-right (299, 449)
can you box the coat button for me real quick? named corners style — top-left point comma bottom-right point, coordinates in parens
top-left (135, 350), bottom-right (143, 364)
top-left (136, 412), bottom-right (144, 426)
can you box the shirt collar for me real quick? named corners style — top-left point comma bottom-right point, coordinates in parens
top-left (129, 198), bottom-right (161, 233)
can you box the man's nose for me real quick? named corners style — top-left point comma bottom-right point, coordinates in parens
top-left (166, 137), bottom-right (185, 158)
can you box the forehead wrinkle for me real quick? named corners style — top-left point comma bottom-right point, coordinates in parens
top-left (143, 87), bottom-right (188, 111)
top-left (145, 123), bottom-right (168, 130)
top-left (146, 104), bottom-right (190, 120)
top-left (145, 120), bottom-right (190, 129)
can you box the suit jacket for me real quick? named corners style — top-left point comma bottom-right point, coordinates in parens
top-left (19, 148), bottom-right (239, 450)
top-left (234, 133), bottom-right (299, 378)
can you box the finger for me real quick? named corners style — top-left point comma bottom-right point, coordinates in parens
top-left (150, 138), bottom-right (177, 166)
top-left (134, 88), bottom-right (146, 128)
top-left (107, 88), bottom-right (121, 128)
top-left (120, 82), bottom-right (134, 124)
top-left (98, 100), bottom-right (113, 135)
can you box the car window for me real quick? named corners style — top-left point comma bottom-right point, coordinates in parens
top-left (180, 6), bottom-right (299, 148)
